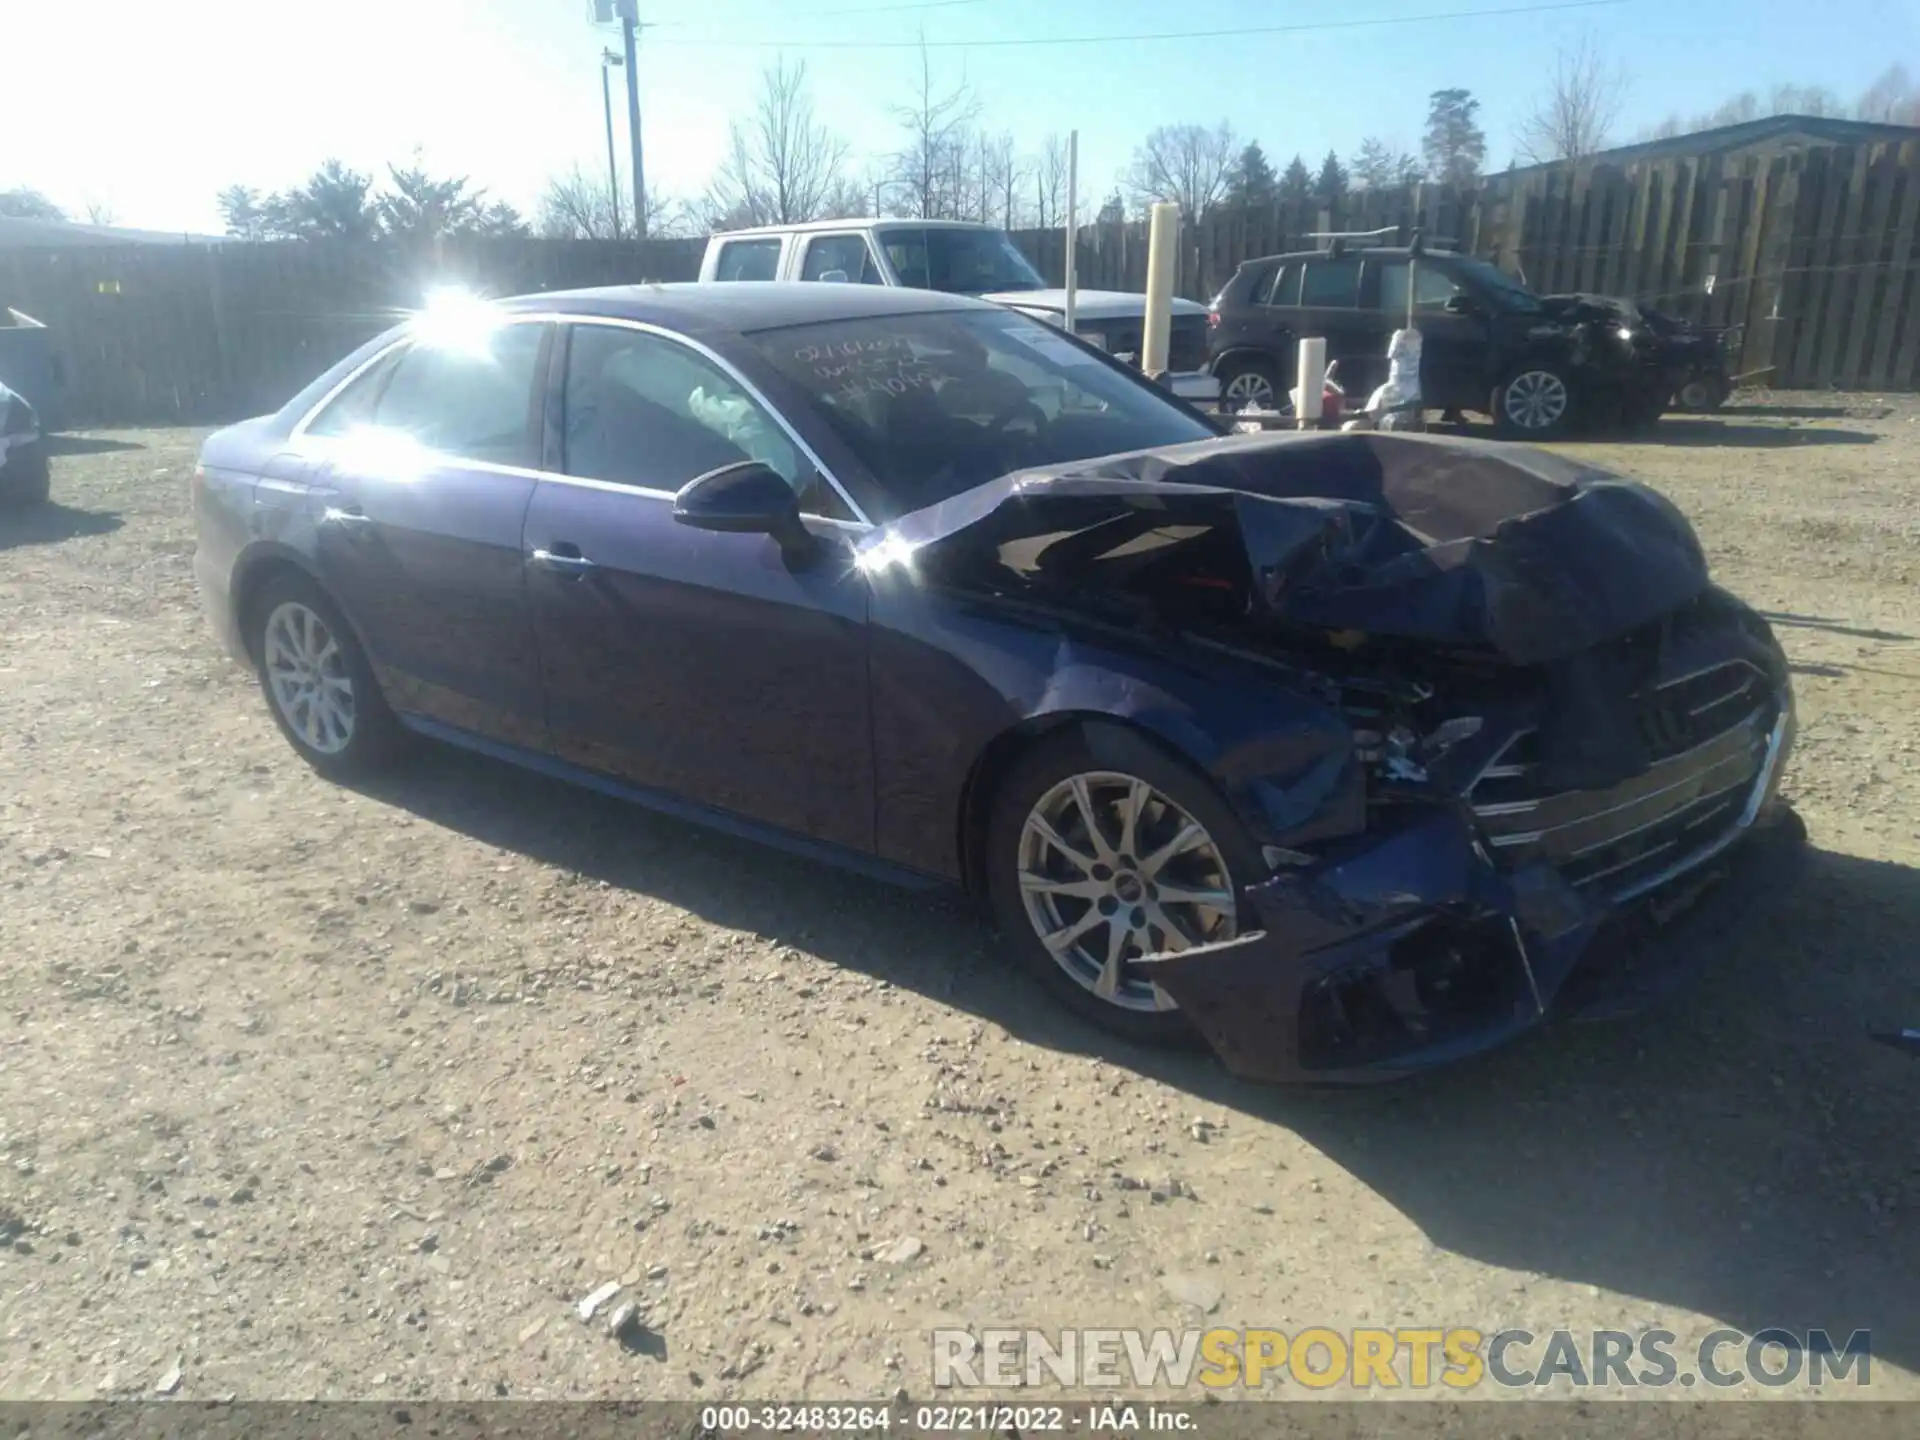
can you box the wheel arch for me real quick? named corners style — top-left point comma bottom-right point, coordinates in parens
top-left (1210, 344), bottom-right (1287, 377)
top-left (954, 708), bottom-right (1245, 900)
top-left (230, 546), bottom-right (371, 665)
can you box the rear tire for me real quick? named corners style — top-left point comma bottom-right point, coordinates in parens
top-left (0, 443), bottom-right (50, 509)
top-left (983, 723), bottom-right (1264, 1048)
top-left (1215, 356), bottom-right (1284, 415)
top-left (246, 571), bottom-right (401, 779)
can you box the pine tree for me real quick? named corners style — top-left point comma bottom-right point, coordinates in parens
top-left (1277, 154), bottom-right (1313, 207)
top-left (1223, 141), bottom-right (1278, 209)
top-left (1314, 149), bottom-right (1348, 207)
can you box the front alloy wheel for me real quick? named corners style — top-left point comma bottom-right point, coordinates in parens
top-left (1016, 770), bottom-right (1238, 1014)
top-left (1495, 367), bottom-right (1573, 438)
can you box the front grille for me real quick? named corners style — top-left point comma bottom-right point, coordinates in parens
top-left (1470, 660), bottom-right (1775, 902)
top-left (1092, 316), bottom-right (1209, 372)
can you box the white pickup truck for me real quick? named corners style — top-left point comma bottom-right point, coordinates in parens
top-left (697, 219), bottom-right (1219, 404)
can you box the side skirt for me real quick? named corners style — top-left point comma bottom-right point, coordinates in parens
top-left (395, 713), bottom-right (949, 893)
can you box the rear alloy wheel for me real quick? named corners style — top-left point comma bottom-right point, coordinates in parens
top-left (248, 572), bottom-right (399, 778)
top-left (1216, 359), bottom-right (1284, 415)
top-left (986, 727), bottom-right (1258, 1045)
top-left (1493, 365), bottom-right (1576, 439)
top-left (1677, 376), bottom-right (1729, 412)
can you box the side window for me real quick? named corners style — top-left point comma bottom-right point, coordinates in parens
top-left (1300, 257), bottom-right (1359, 309)
top-left (305, 349), bottom-right (404, 437)
top-left (713, 239), bottom-right (782, 282)
top-left (801, 235), bottom-right (880, 284)
top-left (1377, 261), bottom-right (1464, 316)
top-left (562, 324), bottom-right (846, 518)
top-left (1414, 264), bottom-right (1465, 310)
top-left (369, 322), bottom-right (546, 468)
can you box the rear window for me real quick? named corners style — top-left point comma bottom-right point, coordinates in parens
top-left (1300, 257), bottom-right (1359, 308)
top-left (713, 238), bottom-right (782, 282)
top-left (1253, 262), bottom-right (1301, 307)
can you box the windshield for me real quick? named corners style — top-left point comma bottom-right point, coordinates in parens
top-left (751, 309), bottom-right (1217, 520)
top-left (878, 228), bottom-right (1047, 295)
top-left (1451, 257), bottom-right (1543, 314)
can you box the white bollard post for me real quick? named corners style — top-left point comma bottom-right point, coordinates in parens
top-left (1064, 130), bottom-right (1079, 339)
top-left (1141, 202), bottom-right (1178, 378)
top-left (1296, 336), bottom-right (1327, 427)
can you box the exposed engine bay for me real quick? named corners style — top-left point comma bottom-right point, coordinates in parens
top-left (863, 430), bottom-right (1805, 1081)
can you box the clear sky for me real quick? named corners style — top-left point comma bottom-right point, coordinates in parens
top-left (5, 0), bottom-right (1913, 234)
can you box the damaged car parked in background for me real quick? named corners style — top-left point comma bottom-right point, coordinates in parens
top-left (193, 283), bottom-right (1803, 1083)
top-left (1208, 241), bottom-right (1687, 439)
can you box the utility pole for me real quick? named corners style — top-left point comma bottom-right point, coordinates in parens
top-left (600, 49), bottom-right (623, 240)
top-left (619, 0), bottom-right (646, 242)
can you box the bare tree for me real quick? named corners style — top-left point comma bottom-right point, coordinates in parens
top-left (1857, 64), bottom-right (1920, 123)
top-left (1770, 83), bottom-right (1841, 117)
top-left (1122, 121), bottom-right (1238, 220)
top-left (888, 38), bottom-right (980, 220)
top-left (1032, 133), bottom-right (1069, 231)
top-left (539, 163), bottom-right (685, 239)
top-left (1515, 34), bottom-right (1628, 164)
top-left (703, 58), bottom-right (855, 228)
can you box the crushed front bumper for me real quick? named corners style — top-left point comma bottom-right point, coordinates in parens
top-left (1144, 694), bottom-right (1806, 1084)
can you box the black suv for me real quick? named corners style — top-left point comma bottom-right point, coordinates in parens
top-left (1206, 245), bottom-right (1681, 439)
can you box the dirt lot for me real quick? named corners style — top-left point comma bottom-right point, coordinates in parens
top-left (2, 401), bottom-right (1917, 1405)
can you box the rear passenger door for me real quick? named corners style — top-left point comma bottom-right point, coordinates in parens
top-left (299, 318), bottom-right (551, 747)
top-left (798, 233), bottom-right (884, 284)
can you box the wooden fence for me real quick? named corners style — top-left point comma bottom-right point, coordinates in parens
top-left (7, 136), bottom-right (1920, 426)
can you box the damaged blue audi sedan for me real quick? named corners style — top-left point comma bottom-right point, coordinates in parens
top-left (193, 283), bottom-right (1804, 1082)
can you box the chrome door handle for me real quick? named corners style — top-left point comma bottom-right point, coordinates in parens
top-left (530, 547), bottom-right (597, 574)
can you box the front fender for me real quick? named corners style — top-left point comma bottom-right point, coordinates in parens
top-left (867, 580), bottom-right (1362, 880)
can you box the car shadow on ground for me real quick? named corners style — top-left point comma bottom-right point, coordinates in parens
top-left (44, 434), bottom-right (147, 456)
top-left (357, 742), bottom-right (1920, 1375)
top-left (0, 501), bottom-right (124, 550)
top-left (1435, 419), bottom-right (1878, 449)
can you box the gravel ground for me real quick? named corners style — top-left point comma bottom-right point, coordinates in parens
top-left (1, 399), bottom-right (1917, 1405)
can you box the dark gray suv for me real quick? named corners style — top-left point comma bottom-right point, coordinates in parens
top-left (1206, 244), bottom-right (1683, 439)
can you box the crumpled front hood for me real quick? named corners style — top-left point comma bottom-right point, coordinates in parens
top-left (858, 430), bottom-right (1710, 666)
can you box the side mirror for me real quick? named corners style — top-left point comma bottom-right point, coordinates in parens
top-left (673, 461), bottom-right (813, 554)
top-left (1443, 293), bottom-right (1478, 316)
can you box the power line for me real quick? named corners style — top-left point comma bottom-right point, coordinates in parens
top-left (650, 0), bottom-right (987, 23)
top-left (651, 0), bottom-right (1630, 49)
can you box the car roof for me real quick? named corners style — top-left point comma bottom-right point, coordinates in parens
top-left (710, 218), bottom-right (1003, 239)
top-left (500, 281), bottom-right (997, 333)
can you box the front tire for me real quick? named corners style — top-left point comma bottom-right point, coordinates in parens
top-left (983, 724), bottom-right (1263, 1047)
top-left (247, 571), bottom-right (400, 778)
top-left (1492, 364), bottom-right (1577, 440)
